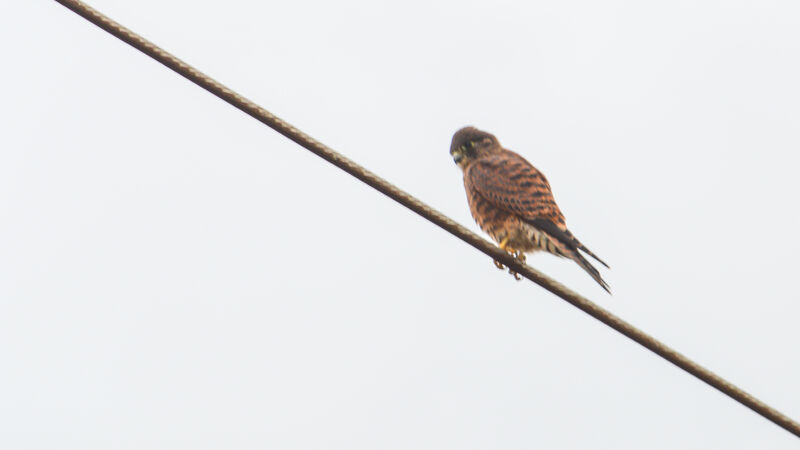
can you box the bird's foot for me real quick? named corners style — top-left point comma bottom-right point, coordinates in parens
top-left (497, 238), bottom-right (525, 280)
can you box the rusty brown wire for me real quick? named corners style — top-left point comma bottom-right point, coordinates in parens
top-left (53, 0), bottom-right (800, 438)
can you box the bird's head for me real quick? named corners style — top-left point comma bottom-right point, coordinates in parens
top-left (449, 126), bottom-right (500, 170)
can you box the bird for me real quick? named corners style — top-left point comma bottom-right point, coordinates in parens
top-left (449, 126), bottom-right (610, 293)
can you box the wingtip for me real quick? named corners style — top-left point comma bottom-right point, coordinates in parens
top-left (583, 249), bottom-right (610, 269)
top-left (572, 252), bottom-right (612, 294)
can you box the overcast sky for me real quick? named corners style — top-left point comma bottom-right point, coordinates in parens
top-left (2, 0), bottom-right (800, 448)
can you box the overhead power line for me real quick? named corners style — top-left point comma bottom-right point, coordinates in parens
top-left (54, 0), bottom-right (800, 438)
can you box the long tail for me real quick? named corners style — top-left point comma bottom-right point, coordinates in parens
top-left (574, 240), bottom-right (609, 269)
top-left (571, 251), bottom-right (611, 294)
top-left (526, 218), bottom-right (611, 293)
top-left (556, 227), bottom-right (609, 269)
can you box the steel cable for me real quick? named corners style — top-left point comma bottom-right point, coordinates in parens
top-left (53, 0), bottom-right (800, 438)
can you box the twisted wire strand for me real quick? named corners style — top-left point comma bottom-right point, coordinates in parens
top-left (53, 0), bottom-right (800, 438)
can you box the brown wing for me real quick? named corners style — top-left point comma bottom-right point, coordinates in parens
top-left (466, 150), bottom-right (610, 271)
top-left (465, 151), bottom-right (566, 227)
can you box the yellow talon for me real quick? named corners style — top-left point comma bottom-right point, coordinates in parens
top-left (499, 238), bottom-right (526, 263)
top-left (515, 251), bottom-right (527, 264)
top-left (494, 237), bottom-right (524, 280)
top-left (499, 237), bottom-right (510, 251)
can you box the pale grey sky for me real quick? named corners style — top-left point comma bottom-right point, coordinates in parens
top-left (2, 0), bottom-right (800, 448)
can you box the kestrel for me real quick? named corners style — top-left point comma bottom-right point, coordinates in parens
top-left (450, 126), bottom-right (610, 293)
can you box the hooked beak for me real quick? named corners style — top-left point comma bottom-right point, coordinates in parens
top-left (451, 150), bottom-right (464, 165)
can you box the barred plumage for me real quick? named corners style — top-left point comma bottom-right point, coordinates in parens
top-left (450, 126), bottom-right (610, 293)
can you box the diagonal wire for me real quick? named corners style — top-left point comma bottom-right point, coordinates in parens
top-left (53, 0), bottom-right (800, 438)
